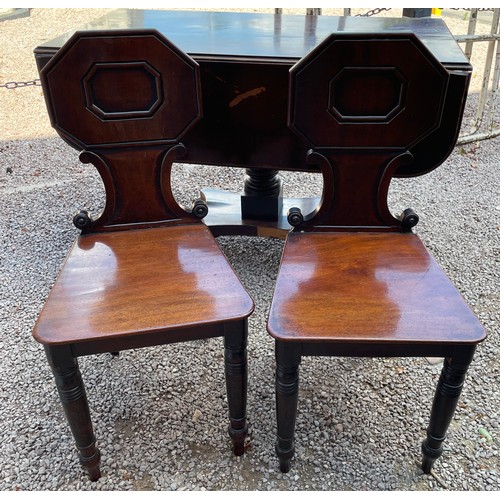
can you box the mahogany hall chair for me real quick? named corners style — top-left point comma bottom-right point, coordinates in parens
top-left (33, 30), bottom-right (254, 480)
top-left (267, 32), bottom-right (486, 474)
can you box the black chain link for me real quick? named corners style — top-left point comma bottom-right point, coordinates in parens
top-left (357, 8), bottom-right (392, 17)
top-left (0, 79), bottom-right (41, 89)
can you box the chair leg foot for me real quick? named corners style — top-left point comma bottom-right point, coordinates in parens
top-left (44, 346), bottom-right (101, 481)
top-left (275, 341), bottom-right (301, 473)
top-left (78, 441), bottom-right (102, 481)
top-left (81, 452), bottom-right (102, 481)
top-left (87, 466), bottom-right (101, 482)
top-left (421, 435), bottom-right (442, 473)
top-left (279, 458), bottom-right (291, 473)
top-left (233, 443), bottom-right (245, 457)
top-left (421, 347), bottom-right (476, 473)
top-left (421, 455), bottom-right (435, 475)
top-left (224, 321), bottom-right (248, 456)
top-left (276, 440), bottom-right (295, 473)
top-left (229, 425), bottom-right (247, 456)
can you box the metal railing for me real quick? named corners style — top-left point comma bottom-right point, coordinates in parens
top-left (454, 8), bottom-right (500, 144)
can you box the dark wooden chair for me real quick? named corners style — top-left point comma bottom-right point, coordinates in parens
top-left (33, 30), bottom-right (254, 481)
top-left (267, 33), bottom-right (486, 474)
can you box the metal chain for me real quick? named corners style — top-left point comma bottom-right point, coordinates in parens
top-left (356, 8), bottom-right (392, 17)
top-left (0, 79), bottom-right (41, 89)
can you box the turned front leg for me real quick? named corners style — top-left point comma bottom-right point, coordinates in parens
top-left (44, 345), bottom-right (101, 481)
top-left (275, 341), bottom-right (302, 473)
top-left (224, 320), bottom-right (248, 456)
top-left (421, 346), bottom-right (476, 473)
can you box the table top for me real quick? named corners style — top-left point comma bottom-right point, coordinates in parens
top-left (35, 9), bottom-right (469, 67)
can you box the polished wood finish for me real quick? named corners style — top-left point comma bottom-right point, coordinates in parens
top-left (41, 30), bottom-right (202, 150)
top-left (33, 30), bottom-right (254, 480)
top-left (33, 13), bottom-right (483, 480)
top-left (267, 33), bottom-right (486, 474)
top-left (34, 10), bottom-right (472, 235)
top-left (289, 33), bottom-right (449, 149)
top-left (34, 225), bottom-right (254, 345)
top-left (286, 32), bottom-right (452, 231)
top-left (40, 29), bottom-right (203, 233)
top-left (35, 10), bottom-right (471, 66)
top-left (268, 232), bottom-right (485, 344)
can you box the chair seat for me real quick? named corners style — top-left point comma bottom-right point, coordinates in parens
top-left (267, 232), bottom-right (485, 345)
top-left (34, 224), bottom-right (254, 345)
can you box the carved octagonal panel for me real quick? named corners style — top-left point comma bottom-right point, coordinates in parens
top-left (328, 67), bottom-right (407, 123)
top-left (289, 33), bottom-right (449, 149)
top-left (40, 29), bottom-right (202, 149)
top-left (83, 62), bottom-right (163, 120)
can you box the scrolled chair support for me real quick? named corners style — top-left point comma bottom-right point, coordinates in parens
top-left (192, 198), bottom-right (209, 218)
top-left (73, 210), bottom-right (93, 231)
top-left (399, 208), bottom-right (420, 231)
top-left (287, 207), bottom-right (304, 227)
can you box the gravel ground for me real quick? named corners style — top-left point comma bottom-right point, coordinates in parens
top-left (0, 8), bottom-right (499, 491)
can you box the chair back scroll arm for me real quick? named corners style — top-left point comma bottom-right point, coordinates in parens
top-left (291, 149), bottom-right (416, 232)
top-left (76, 143), bottom-right (201, 234)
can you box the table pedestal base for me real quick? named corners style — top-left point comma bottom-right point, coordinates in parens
top-left (241, 168), bottom-right (284, 222)
top-left (201, 188), bottom-right (320, 238)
